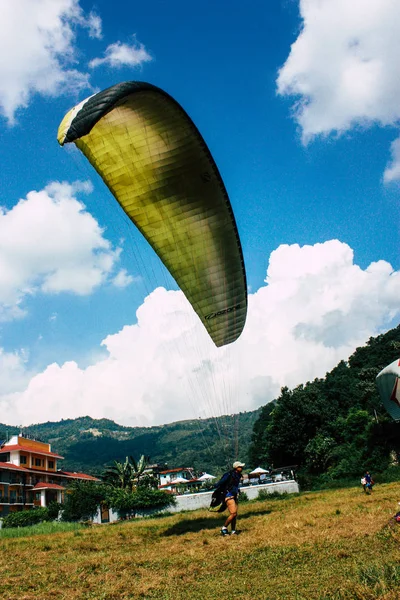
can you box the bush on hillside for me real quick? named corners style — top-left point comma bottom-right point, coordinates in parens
top-left (61, 481), bottom-right (107, 522)
top-left (106, 488), bottom-right (176, 519)
top-left (47, 501), bottom-right (62, 520)
top-left (2, 507), bottom-right (50, 529)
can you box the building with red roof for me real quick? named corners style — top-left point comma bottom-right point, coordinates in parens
top-left (0, 435), bottom-right (98, 517)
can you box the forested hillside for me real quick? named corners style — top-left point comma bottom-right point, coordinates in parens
top-left (249, 325), bottom-right (400, 487)
top-left (0, 412), bottom-right (259, 476)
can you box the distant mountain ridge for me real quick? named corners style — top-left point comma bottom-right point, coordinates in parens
top-left (0, 411), bottom-right (260, 477)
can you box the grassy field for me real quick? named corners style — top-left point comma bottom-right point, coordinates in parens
top-left (0, 521), bottom-right (81, 539)
top-left (1, 483), bottom-right (400, 599)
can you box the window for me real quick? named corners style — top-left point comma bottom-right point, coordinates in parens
top-left (35, 458), bottom-right (42, 467)
top-left (20, 455), bottom-right (27, 465)
top-left (48, 461), bottom-right (54, 469)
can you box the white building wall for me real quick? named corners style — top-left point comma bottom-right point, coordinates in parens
top-left (159, 474), bottom-right (172, 486)
top-left (10, 451), bottom-right (20, 466)
top-left (167, 480), bottom-right (299, 513)
top-left (5, 435), bottom-right (18, 446)
top-left (92, 507), bottom-right (119, 524)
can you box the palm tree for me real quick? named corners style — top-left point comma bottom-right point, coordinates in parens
top-left (101, 455), bottom-right (152, 491)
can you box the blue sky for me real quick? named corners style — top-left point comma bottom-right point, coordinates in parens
top-left (0, 0), bottom-right (399, 427)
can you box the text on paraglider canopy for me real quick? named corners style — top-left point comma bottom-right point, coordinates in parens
top-left (204, 304), bottom-right (241, 320)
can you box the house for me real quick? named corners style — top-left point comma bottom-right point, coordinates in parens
top-left (0, 434), bottom-right (98, 517)
top-left (158, 467), bottom-right (204, 494)
top-left (158, 467), bottom-right (196, 487)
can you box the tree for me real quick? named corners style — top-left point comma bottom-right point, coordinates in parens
top-left (304, 434), bottom-right (336, 473)
top-left (101, 455), bottom-right (153, 491)
top-left (249, 325), bottom-right (400, 487)
top-left (61, 481), bottom-right (107, 522)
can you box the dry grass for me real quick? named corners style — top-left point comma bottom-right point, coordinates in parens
top-left (1, 483), bottom-right (400, 599)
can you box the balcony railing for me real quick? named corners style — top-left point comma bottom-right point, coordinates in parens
top-left (8, 477), bottom-right (34, 486)
top-left (9, 496), bottom-right (24, 504)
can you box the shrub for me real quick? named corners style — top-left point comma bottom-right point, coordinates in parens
top-left (238, 491), bottom-right (249, 503)
top-left (374, 465), bottom-right (400, 484)
top-left (2, 507), bottom-right (50, 529)
top-left (61, 481), bottom-right (107, 522)
top-left (107, 488), bottom-right (176, 519)
top-left (47, 501), bottom-right (62, 520)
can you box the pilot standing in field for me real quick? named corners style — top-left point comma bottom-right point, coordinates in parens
top-left (215, 461), bottom-right (245, 536)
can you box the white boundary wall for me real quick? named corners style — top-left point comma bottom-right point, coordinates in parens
top-left (168, 479), bottom-right (299, 513)
top-left (93, 480), bottom-right (299, 523)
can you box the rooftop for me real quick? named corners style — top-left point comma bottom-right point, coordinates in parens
top-left (33, 482), bottom-right (65, 491)
top-left (0, 444), bottom-right (63, 459)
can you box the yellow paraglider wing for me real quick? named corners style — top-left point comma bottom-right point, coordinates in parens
top-left (58, 82), bottom-right (247, 347)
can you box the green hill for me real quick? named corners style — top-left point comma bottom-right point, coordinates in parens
top-left (250, 324), bottom-right (400, 487)
top-left (0, 411), bottom-right (260, 477)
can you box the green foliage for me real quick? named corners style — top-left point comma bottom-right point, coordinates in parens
top-left (248, 401), bottom-right (275, 466)
top-left (373, 465), bottom-right (400, 483)
top-left (61, 481), bottom-right (107, 522)
top-left (250, 325), bottom-right (400, 488)
top-left (2, 507), bottom-right (50, 529)
top-left (305, 434), bottom-right (336, 472)
top-left (106, 487), bottom-right (176, 519)
top-left (47, 502), bottom-right (62, 520)
top-left (238, 491), bottom-right (249, 502)
top-left (101, 455), bottom-right (157, 491)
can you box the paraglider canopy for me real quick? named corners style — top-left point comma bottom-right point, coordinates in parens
top-left (57, 81), bottom-right (247, 347)
top-left (376, 358), bottom-right (400, 420)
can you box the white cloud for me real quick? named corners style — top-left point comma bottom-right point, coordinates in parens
top-left (1, 240), bottom-right (399, 427)
top-left (0, 181), bottom-right (131, 320)
top-left (112, 269), bottom-right (138, 289)
top-left (89, 39), bottom-right (152, 69)
top-left (0, 348), bottom-right (32, 395)
top-left (0, 0), bottom-right (100, 123)
top-left (277, 0), bottom-right (400, 179)
top-left (85, 12), bottom-right (102, 39)
top-left (383, 136), bottom-right (400, 183)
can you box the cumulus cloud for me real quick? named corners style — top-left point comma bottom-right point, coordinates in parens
top-left (277, 0), bottom-right (400, 180)
top-left (0, 0), bottom-right (102, 123)
top-left (1, 240), bottom-right (399, 427)
top-left (383, 136), bottom-right (400, 183)
top-left (0, 181), bottom-right (131, 320)
top-left (89, 40), bottom-right (152, 69)
top-left (0, 348), bottom-right (32, 396)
